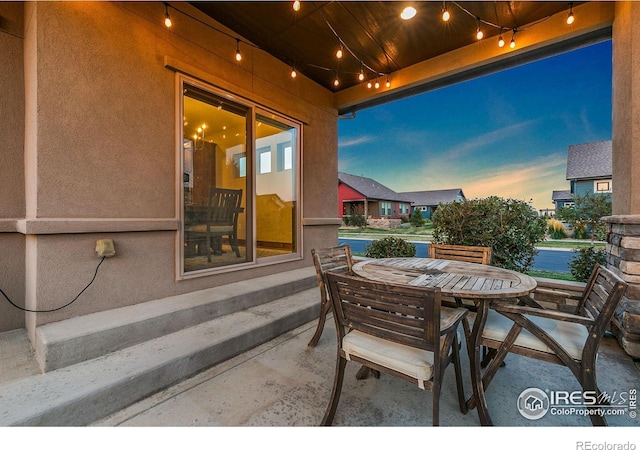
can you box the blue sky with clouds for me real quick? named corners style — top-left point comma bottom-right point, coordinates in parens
top-left (338, 39), bottom-right (612, 211)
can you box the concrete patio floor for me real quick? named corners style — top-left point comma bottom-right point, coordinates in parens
top-left (88, 316), bottom-right (640, 430)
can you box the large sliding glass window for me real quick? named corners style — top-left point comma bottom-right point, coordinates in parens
top-left (180, 78), bottom-right (300, 275)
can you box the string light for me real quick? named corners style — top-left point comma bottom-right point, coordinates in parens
top-left (358, 67), bottom-right (365, 81)
top-left (333, 76), bottom-right (340, 87)
top-left (235, 39), bottom-right (242, 61)
top-left (567, 3), bottom-right (575, 24)
top-left (291, 66), bottom-right (297, 78)
top-left (293, 1), bottom-right (301, 12)
top-left (163, 3), bottom-right (172, 28)
top-left (510, 29), bottom-right (517, 48)
top-left (336, 46), bottom-right (343, 59)
top-left (498, 31), bottom-right (505, 48)
top-left (475, 18), bottom-right (483, 40)
top-left (400, 6), bottom-right (417, 20)
top-left (442, 1), bottom-right (450, 22)
top-left (385, 75), bottom-right (391, 88)
top-left (367, 81), bottom-right (372, 89)
top-left (374, 79), bottom-right (380, 89)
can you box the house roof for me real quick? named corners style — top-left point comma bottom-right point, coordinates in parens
top-left (400, 189), bottom-right (466, 207)
top-left (338, 172), bottom-right (407, 202)
top-left (566, 140), bottom-right (612, 180)
top-left (552, 190), bottom-right (572, 202)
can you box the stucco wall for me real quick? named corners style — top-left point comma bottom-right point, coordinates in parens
top-left (6, 1), bottom-right (338, 334)
top-left (0, 2), bottom-right (26, 332)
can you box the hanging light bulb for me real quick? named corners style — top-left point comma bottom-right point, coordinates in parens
top-left (333, 77), bottom-right (340, 87)
top-left (476, 18), bottom-right (483, 40)
top-left (291, 66), bottom-right (297, 78)
top-left (235, 39), bottom-right (242, 62)
top-left (567, 3), bottom-right (575, 25)
top-left (374, 79), bottom-right (380, 89)
top-left (358, 67), bottom-right (365, 82)
top-left (293, 0), bottom-right (301, 12)
top-left (510, 30), bottom-right (517, 49)
top-left (498, 33), bottom-right (505, 48)
top-left (442, 1), bottom-right (450, 22)
top-left (400, 6), bottom-right (417, 20)
top-left (385, 75), bottom-right (391, 88)
top-left (336, 46), bottom-right (343, 59)
top-left (163, 3), bottom-right (172, 28)
top-left (367, 81), bottom-right (372, 89)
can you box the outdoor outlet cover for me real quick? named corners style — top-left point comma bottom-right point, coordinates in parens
top-left (95, 239), bottom-right (116, 257)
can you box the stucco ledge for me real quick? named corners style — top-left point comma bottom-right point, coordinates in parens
top-left (602, 215), bottom-right (640, 225)
top-left (13, 218), bottom-right (179, 235)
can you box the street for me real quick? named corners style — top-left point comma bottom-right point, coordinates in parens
top-left (338, 238), bottom-right (573, 273)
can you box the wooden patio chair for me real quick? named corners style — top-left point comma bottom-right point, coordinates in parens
top-left (479, 264), bottom-right (628, 426)
top-left (428, 243), bottom-right (492, 337)
top-left (321, 271), bottom-right (468, 426)
top-left (428, 243), bottom-right (492, 265)
top-left (308, 244), bottom-right (355, 348)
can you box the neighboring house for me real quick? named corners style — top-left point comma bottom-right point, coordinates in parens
top-left (400, 188), bottom-right (466, 220)
top-left (552, 189), bottom-right (573, 212)
top-left (566, 140), bottom-right (613, 197)
top-left (550, 140), bottom-right (612, 214)
top-left (338, 173), bottom-right (411, 220)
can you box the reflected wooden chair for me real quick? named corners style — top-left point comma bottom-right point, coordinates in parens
top-left (479, 264), bottom-right (628, 426)
top-left (308, 244), bottom-right (354, 348)
top-left (205, 187), bottom-right (243, 261)
top-left (321, 271), bottom-right (468, 426)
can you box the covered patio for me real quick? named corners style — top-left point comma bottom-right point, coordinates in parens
top-left (2, 1), bottom-right (640, 437)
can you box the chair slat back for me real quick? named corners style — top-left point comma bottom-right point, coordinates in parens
top-left (326, 271), bottom-right (441, 352)
top-left (428, 243), bottom-right (492, 265)
top-left (208, 187), bottom-right (243, 226)
top-left (311, 244), bottom-right (354, 303)
top-left (577, 264), bottom-right (627, 328)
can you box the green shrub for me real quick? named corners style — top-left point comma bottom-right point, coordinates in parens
top-left (365, 236), bottom-right (416, 258)
top-left (409, 209), bottom-right (425, 227)
top-left (573, 221), bottom-right (588, 239)
top-left (431, 196), bottom-right (547, 272)
top-left (348, 213), bottom-right (367, 228)
top-left (569, 246), bottom-right (607, 282)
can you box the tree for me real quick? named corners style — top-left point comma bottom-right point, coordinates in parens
top-left (431, 196), bottom-right (547, 272)
top-left (409, 208), bottom-right (425, 227)
top-left (556, 192), bottom-right (612, 241)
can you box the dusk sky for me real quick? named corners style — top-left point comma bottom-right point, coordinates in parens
top-left (338, 39), bottom-right (612, 212)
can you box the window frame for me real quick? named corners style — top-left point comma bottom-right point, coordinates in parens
top-left (176, 75), bottom-right (303, 279)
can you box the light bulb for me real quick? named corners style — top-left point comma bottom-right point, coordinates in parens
top-left (476, 28), bottom-right (483, 40)
top-left (291, 68), bottom-right (297, 78)
top-left (164, 4), bottom-right (172, 28)
top-left (442, 8), bottom-right (450, 22)
top-left (386, 79), bottom-right (391, 88)
top-left (293, 0), bottom-right (301, 12)
top-left (333, 77), bottom-right (339, 87)
top-left (358, 71), bottom-right (364, 81)
top-left (235, 50), bottom-right (242, 61)
top-left (374, 80), bottom-right (380, 89)
top-left (510, 37), bottom-right (516, 49)
top-left (367, 81), bottom-right (372, 89)
top-left (567, 11), bottom-right (575, 25)
top-left (498, 36), bottom-right (505, 48)
top-left (336, 47), bottom-right (343, 59)
top-left (400, 6), bottom-right (417, 20)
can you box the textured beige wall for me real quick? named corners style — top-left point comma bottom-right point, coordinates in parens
top-left (0, 2), bottom-right (26, 332)
top-left (13, 1), bottom-right (337, 333)
top-left (612, 2), bottom-right (640, 215)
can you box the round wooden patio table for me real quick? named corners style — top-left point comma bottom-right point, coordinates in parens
top-left (352, 257), bottom-right (537, 426)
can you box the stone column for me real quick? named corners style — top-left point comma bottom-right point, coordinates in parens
top-left (603, 216), bottom-right (640, 358)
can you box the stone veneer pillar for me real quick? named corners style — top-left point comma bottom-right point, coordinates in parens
top-left (603, 215), bottom-right (640, 358)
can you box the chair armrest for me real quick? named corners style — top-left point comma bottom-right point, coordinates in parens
top-left (491, 300), bottom-right (594, 327)
top-left (440, 307), bottom-right (468, 335)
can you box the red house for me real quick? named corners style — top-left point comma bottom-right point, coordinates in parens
top-left (338, 172), bottom-right (411, 221)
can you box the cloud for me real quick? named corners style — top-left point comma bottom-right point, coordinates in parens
top-left (338, 135), bottom-right (373, 148)
top-left (440, 119), bottom-right (539, 161)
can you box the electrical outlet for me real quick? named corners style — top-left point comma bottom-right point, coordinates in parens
top-left (95, 239), bottom-right (116, 257)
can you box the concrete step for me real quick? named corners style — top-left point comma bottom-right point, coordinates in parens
top-left (0, 285), bottom-right (321, 426)
top-left (35, 267), bottom-right (317, 371)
